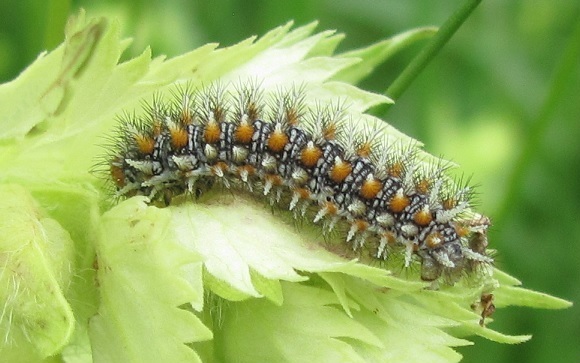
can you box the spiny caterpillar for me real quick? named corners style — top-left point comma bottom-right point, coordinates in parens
top-left (106, 83), bottom-right (493, 283)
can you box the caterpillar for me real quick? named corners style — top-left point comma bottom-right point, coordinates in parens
top-left (106, 82), bottom-right (493, 283)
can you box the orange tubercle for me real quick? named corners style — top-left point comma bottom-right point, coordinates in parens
top-left (265, 174), bottom-right (283, 186)
top-left (170, 126), bottom-right (188, 149)
top-left (413, 208), bottom-right (433, 226)
top-left (300, 143), bottom-right (322, 168)
top-left (110, 164), bottom-right (126, 188)
top-left (416, 179), bottom-right (431, 194)
top-left (234, 123), bottom-right (254, 144)
top-left (267, 129), bottom-right (289, 152)
top-left (454, 223), bottom-right (470, 237)
top-left (425, 232), bottom-right (442, 248)
top-left (134, 134), bottom-right (155, 155)
top-left (211, 161), bottom-right (229, 175)
top-left (382, 231), bottom-right (397, 245)
top-left (389, 191), bottom-right (410, 213)
top-left (360, 176), bottom-right (382, 200)
top-left (357, 142), bottom-right (372, 158)
top-left (442, 198), bottom-right (457, 210)
top-left (330, 159), bottom-right (352, 183)
top-left (354, 219), bottom-right (369, 231)
top-left (294, 187), bottom-right (311, 200)
top-left (322, 200), bottom-right (338, 215)
top-left (388, 162), bottom-right (404, 178)
top-left (204, 122), bottom-right (221, 144)
top-left (237, 165), bottom-right (256, 177)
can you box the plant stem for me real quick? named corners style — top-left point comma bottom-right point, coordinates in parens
top-left (383, 0), bottom-right (482, 111)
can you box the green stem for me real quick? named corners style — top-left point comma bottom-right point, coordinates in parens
top-left (495, 13), bottom-right (580, 223)
top-left (383, 0), bottom-right (482, 111)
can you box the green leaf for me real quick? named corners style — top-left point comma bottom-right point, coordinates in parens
top-left (334, 27), bottom-right (437, 84)
top-left (0, 184), bottom-right (75, 359)
top-left (219, 283), bottom-right (382, 363)
top-left (89, 197), bottom-right (211, 363)
top-left (492, 268), bottom-right (572, 309)
top-left (170, 193), bottom-right (340, 299)
top-left (494, 285), bottom-right (573, 310)
top-left (0, 12), bottom-right (106, 141)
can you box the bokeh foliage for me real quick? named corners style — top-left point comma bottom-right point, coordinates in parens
top-left (1, 1), bottom-right (578, 362)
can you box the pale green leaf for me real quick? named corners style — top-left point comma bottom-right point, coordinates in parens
top-left (220, 283), bottom-right (382, 363)
top-left (494, 285), bottom-right (573, 310)
top-left (334, 27), bottom-right (438, 84)
top-left (0, 184), bottom-right (75, 359)
top-left (0, 13), bottom-right (105, 140)
top-left (89, 197), bottom-right (211, 363)
top-left (170, 193), bottom-right (342, 299)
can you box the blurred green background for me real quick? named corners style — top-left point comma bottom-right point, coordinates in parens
top-left (1, 1), bottom-right (578, 362)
